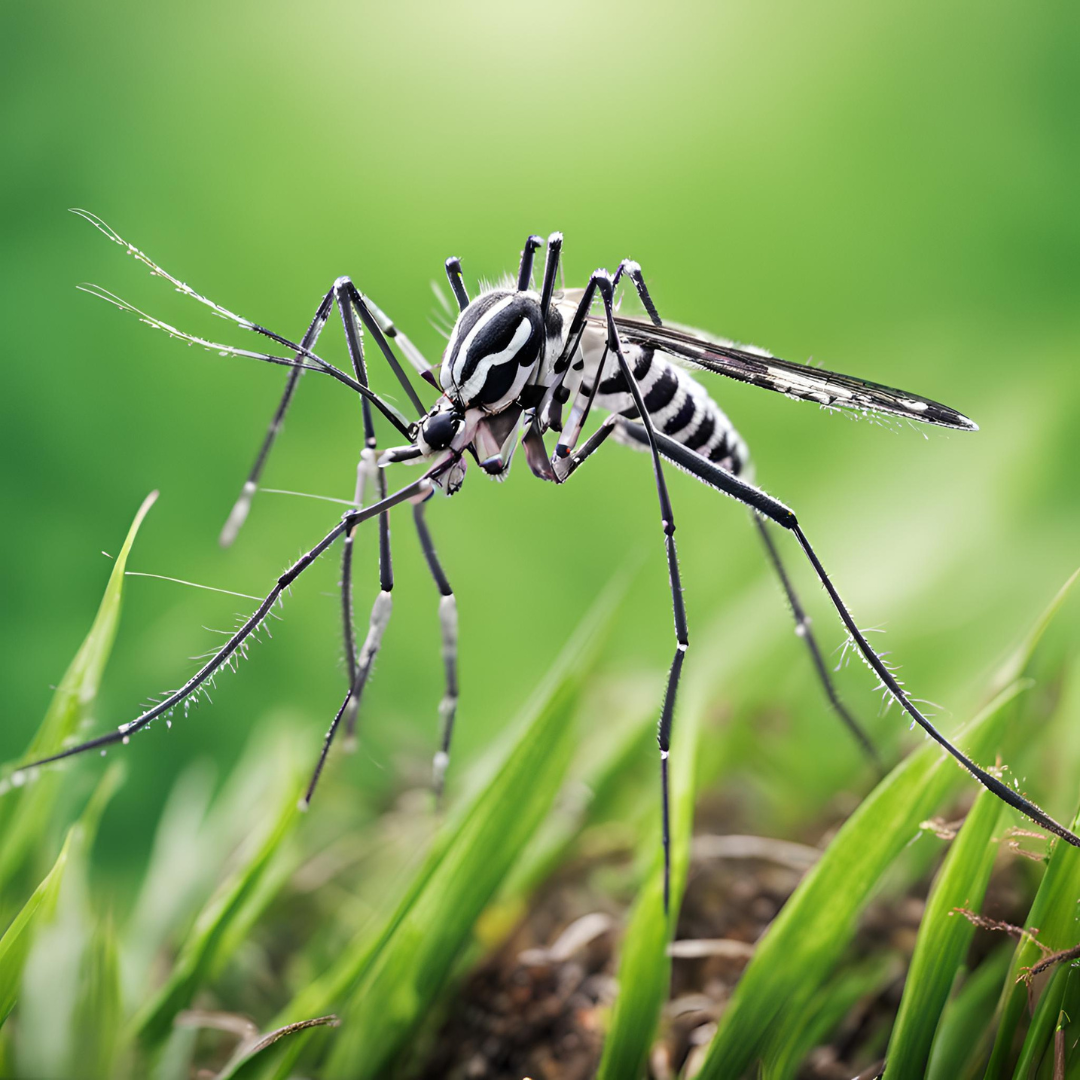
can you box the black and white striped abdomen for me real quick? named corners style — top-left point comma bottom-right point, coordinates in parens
top-left (584, 345), bottom-right (750, 476)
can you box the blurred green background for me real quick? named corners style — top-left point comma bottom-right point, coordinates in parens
top-left (2, 1), bottom-right (1078, 888)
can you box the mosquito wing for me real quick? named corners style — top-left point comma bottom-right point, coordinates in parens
top-left (604, 314), bottom-right (978, 431)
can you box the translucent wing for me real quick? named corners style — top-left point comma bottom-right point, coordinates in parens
top-left (603, 314), bottom-right (978, 431)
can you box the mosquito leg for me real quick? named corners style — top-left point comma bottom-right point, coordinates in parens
top-left (219, 288), bottom-right (337, 547)
top-left (618, 418), bottom-right (1080, 851)
top-left (337, 279), bottom-right (427, 416)
top-left (539, 233), bottom-right (563, 323)
top-left (412, 496), bottom-right (459, 797)
top-left (445, 257), bottom-right (469, 312)
top-left (552, 416), bottom-right (618, 481)
top-left (19, 474), bottom-right (436, 772)
top-left (516, 235), bottom-right (544, 292)
top-left (752, 513), bottom-right (883, 771)
top-left (302, 689), bottom-right (353, 807)
top-left (357, 293), bottom-right (439, 388)
top-left (341, 524), bottom-right (359, 690)
top-left (610, 259), bottom-right (880, 769)
top-left (612, 258), bottom-right (663, 327)
top-left (332, 280), bottom-right (402, 746)
top-left (221, 275), bottom-right (430, 555)
top-left (560, 271), bottom-right (688, 913)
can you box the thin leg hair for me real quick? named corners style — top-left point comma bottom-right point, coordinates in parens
top-left (620, 418), bottom-right (1080, 852)
top-left (610, 257), bottom-right (880, 769)
top-left (20, 475), bottom-right (437, 773)
top-left (752, 513), bottom-right (883, 771)
top-left (555, 270), bottom-right (689, 912)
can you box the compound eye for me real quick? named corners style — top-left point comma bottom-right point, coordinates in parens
top-left (422, 412), bottom-right (458, 451)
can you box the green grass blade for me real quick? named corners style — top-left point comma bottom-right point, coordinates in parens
top-left (120, 760), bottom-right (218, 1006)
top-left (925, 945), bottom-right (1013, 1080)
top-left (1010, 963), bottom-right (1075, 1079)
top-left (983, 797), bottom-right (1080, 1078)
top-left (8, 764), bottom-right (125, 1080)
top-left (0, 759), bottom-right (124, 1036)
top-left (884, 788), bottom-right (1004, 1076)
top-left (596, 668), bottom-right (705, 1080)
top-left (991, 566), bottom-right (1079, 693)
top-left (322, 579), bottom-right (623, 1080)
top-left (247, 574), bottom-right (624, 1080)
top-left (761, 953), bottom-right (899, 1080)
top-left (73, 912), bottom-right (123, 1080)
top-left (0, 829), bottom-right (72, 1028)
top-left (0, 491), bottom-right (157, 893)
top-left (9, 763), bottom-right (125, 1077)
top-left (214, 1015), bottom-right (340, 1080)
top-left (497, 683), bottom-right (658, 906)
top-left (132, 770), bottom-right (302, 1046)
top-left (694, 678), bottom-right (1028, 1079)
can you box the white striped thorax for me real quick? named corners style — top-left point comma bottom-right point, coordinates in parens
top-left (439, 289), bottom-right (547, 412)
top-left (383, 271), bottom-right (755, 495)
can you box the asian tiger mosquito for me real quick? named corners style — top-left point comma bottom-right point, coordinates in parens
top-left (19, 212), bottom-right (1080, 910)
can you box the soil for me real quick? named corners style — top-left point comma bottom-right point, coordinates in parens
top-left (419, 791), bottom-right (1034, 1080)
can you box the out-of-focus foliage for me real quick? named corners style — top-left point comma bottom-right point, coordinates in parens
top-left (4, 0), bottom-right (1079, 867)
top-left (2, 1), bottom-right (1079, 1076)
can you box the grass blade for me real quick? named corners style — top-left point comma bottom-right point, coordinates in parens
top-left (884, 788), bottom-right (1005, 1076)
top-left (247, 572), bottom-right (625, 1080)
top-left (991, 566), bottom-right (1079, 693)
top-left (694, 677), bottom-right (1028, 1079)
top-left (9, 764), bottom-right (125, 1076)
top-left (596, 665), bottom-right (705, 1079)
top-left (0, 829), bottom-right (72, 1028)
top-left (73, 913), bottom-right (123, 1080)
top-left (0, 491), bottom-right (157, 893)
top-left (0, 761), bottom-right (123, 1034)
top-left (132, 766), bottom-right (302, 1046)
top-left (761, 953), bottom-right (899, 1080)
top-left (1010, 963), bottom-right (1075, 1079)
top-left (214, 1014), bottom-right (340, 1080)
top-left (982, 797), bottom-right (1080, 1078)
top-left (693, 567), bottom-right (1079, 1079)
top-left (323, 578), bottom-right (623, 1079)
top-left (925, 945), bottom-right (1013, 1080)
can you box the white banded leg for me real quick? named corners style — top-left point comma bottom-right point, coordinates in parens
top-left (412, 496), bottom-right (459, 797)
top-left (553, 271), bottom-right (689, 912)
top-left (219, 288), bottom-right (336, 547)
top-left (334, 281), bottom-right (398, 748)
top-left (20, 475), bottom-right (436, 776)
top-left (609, 259), bottom-right (881, 770)
top-left (617, 419), bottom-right (1080, 853)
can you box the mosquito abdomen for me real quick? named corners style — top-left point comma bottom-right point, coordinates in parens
top-left (585, 345), bottom-right (751, 477)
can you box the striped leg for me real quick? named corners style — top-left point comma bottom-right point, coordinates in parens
top-left (334, 280), bottom-right (397, 746)
top-left (610, 261), bottom-right (880, 769)
top-left (617, 421), bottom-right (1080, 853)
top-left (557, 271), bottom-right (688, 912)
top-left (413, 497), bottom-right (459, 797)
top-left (21, 475), bottom-right (435, 775)
top-left (752, 513), bottom-right (883, 771)
top-left (219, 274), bottom-right (431, 547)
top-left (219, 288), bottom-right (336, 547)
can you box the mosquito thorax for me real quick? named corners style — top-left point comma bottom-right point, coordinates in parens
top-left (439, 289), bottom-right (545, 412)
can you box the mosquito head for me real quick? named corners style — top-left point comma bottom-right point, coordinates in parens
top-left (379, 399), bottom-right (471, 481)
top-left (416, 401), bottom-right (466, 455)
top-left (440, 290), bottom-right (544, 412)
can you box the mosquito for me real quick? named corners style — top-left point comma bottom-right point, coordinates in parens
top-left (19, 213), bottom-right (1080, 910)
